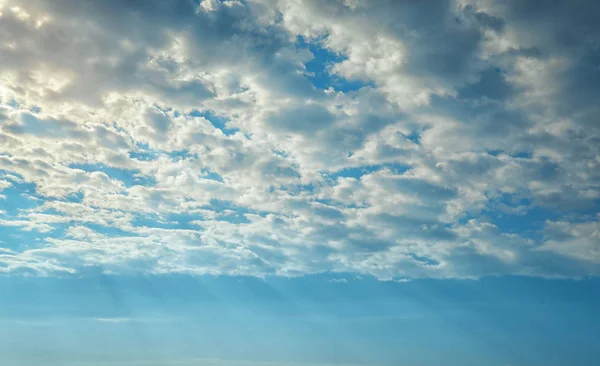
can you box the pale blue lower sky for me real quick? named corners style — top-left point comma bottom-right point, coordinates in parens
top-left (1, 275), bottom-right (599, 366)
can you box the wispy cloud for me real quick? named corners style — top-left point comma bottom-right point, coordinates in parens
top-left (92, 317), bottom-right (135, 323)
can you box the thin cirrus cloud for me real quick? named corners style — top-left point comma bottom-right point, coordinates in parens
top-left (0, 0), bottom-right (599, 280)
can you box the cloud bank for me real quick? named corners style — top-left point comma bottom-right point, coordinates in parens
top-left (0, 0), bottom-right (599, 280)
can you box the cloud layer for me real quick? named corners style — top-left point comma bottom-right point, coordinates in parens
top-left (0, 0), bottom-right (599, 280)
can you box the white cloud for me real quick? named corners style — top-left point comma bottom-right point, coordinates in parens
top-left (0, 0), bottom-right (598, 280)
top-left (539, 216), bottom-right (600, 263)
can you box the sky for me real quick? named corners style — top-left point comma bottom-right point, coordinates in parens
top-left (0, 0), bottom-right (599, 365)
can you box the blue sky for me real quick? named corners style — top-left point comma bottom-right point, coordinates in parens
top-left (1, 0), bottom-right (600, 365)
top-left (2, 275), bottom-right (600, 366)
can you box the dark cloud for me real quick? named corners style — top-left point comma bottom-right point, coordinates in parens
top-left (265, 104), bottom-right (336, 134)
top-left (457, 68), bottom-right (514, 100)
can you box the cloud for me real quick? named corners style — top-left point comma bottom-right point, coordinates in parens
top-left (539, 216), bottom-right (600, 264)
top-left (0, 0), bottom-right (598, 280)
top-left (93, 317), bottom-right (135, 323)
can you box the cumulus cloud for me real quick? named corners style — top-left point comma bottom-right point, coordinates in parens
top-left (0, 0), bottom-right (599, 279)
